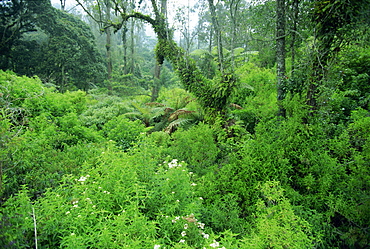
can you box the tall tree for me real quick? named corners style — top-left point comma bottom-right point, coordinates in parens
top-left (151, 0), bottom-right (167, 101)
top-left (60, 0), bottom-right (66, 10)
top-left (228, 0), bottom-right (242, 71)
top-left (1, 2), bottom-right (106, 91)
top-left (207, 0), bottom-right (225, 73)
top-left (307, 0), bottom-right (369, 110)
top-left (0, 0), bottom-right (50, 69)
top-left (77, 0), bottom-right (236, 115)
top-left (104, 0), bottom-right (113, 79)
top-left (276, 0), bottom-right (286, 116)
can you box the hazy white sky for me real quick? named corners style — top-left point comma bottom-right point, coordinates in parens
top-left (51, 0), bottom-right (199, 39)
top-left (51, 0), bottom-right (198, 15)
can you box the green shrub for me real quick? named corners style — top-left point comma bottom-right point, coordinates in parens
top-left (101, 114), bottom-right (149, 151)
top-left (167, 123), bottom-right (219, 175)
top-left (230, 62), bottom-right (277, 133)
top-left (80, 95), bottom-right (130, 129)
top-left (242, 181), bottom-right (315, 248)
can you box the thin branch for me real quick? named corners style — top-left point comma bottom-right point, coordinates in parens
top-left (75, 0), bottom-right (102, 24)
top-left (32, 206), bottom-right (38, 249)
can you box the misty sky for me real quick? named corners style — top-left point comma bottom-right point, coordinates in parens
top-left (50, 0), bottom-right (199, 40)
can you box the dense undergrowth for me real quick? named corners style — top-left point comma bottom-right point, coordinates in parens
top-left (0, 60), bottom-right (369, 248)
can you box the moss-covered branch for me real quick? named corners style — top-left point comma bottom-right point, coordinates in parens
top-left (83, 0), bottom-right (236, 114)
top-left (156, 38), bottom-right (237, 112)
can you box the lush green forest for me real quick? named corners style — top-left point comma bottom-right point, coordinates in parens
top-left (1, 0), bottom-right (370, 248)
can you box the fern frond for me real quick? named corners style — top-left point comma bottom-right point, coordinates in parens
top-left (146, 102), bottom-right (165, 107)
top-left (229, 103), bottom-right (243, 109)
top-left (164, 118), bottom-right (192, 134)
top-left (168, 109), bottom-right (195, 121)
top-left (124, 112), bottom-right (142, 119)
top-left (164, 107), bottom-right (174, 113)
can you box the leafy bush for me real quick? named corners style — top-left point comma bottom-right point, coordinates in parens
top-left (167, 123), bottom-right (219, 175)
top-left (242, 181), bottom-right (315, 248)
top-left (101, 115), bottom-right (149, 151)
top-left (230, 62), bottom-right (277, 133)
top-left (80, 95), bottom-right (130, 129)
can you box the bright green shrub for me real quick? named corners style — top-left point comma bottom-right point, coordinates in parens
top-left (337, 46), bottom-right (370, 109)
top-left (323, 108), bottom-right (370, 247)
top-left (101, 114), bottom-right (149, 151)
top-left (80, 95), bottom-right (130, 129)
top-left (0, 71), bottom-right (105, 200)
top-left (242, 181), bottom-right (314, 248)
top-left (167, 123), bottom-right (219, 175)
top-left (157, 87), bottom-right (199, 111)
top-left (0, 70), bottom-right (45, 107)
top-left (0, 186), bottom-right (34, 248)
top-left (2, 121), bottom-right (104, 199)
top-left (143, 157), bottom-right (209, 247)
top-left (230, 62), bottom-right (277, 133)
top-left (14, 143), bottom-right (157, 248)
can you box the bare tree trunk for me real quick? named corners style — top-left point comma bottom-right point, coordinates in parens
top-left (60, 0), bottom-right (66, 11)
top-left (208, 26), bottom-right (213, 53)
top-left (122, 22), bottom-right (129, 74)
top-left (151, 64), bottom-right (161, 101)
top-left (229, 0), bottom-right (241, 72)
top-left (106, 28), bottom-right (113, 79)
top-left (290, 0), bottom-right (299, 76)
top-left (151, 0), bottom-right (167, 102)
top-left (276, 0), bottom-right (286, 116)
top-left (207, 0), bottom-right (224, 74)
top-left (105, 0), bottom-right (112, 80)
top-left (130, 19), bottom-right (135, 74)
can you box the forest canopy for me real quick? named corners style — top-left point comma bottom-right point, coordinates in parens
top-left (1, 0), bottom-right (370, 248)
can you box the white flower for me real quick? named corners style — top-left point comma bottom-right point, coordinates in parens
top-left (78, 176), bottom-right (87, 182)
top-left (202, 232), bottom-right (209, 239)
top-left (191, 183), bottom-right (197, 186)
top-left (168, 159), bottom-right (180, 168)
top-left (73, 204), bottom-right (78, 208)
top-left (198, 222), bottom-right (205, 229)
top-left (172, 216), bottom-right (180, 223)
top-left (72, 200), bottom-right (78, 205)
top-left (65, 211), bottom-right (70, 215)
top-left (71, 233), bottom-right (75, 236)
top-left (210, 240), bottom-right (220, 248)
top-left (181, 231), bottom-right (186, 237)
top-left (154, 245), bottom-right (161, 249)
top-left (176, 200), bottom-right (180, 202)
top-left (184, 224), bottom-right (188, 229)
top-left (199, 197), bottom-right (203, 200)
top-left (179, 239), bottom-right (185, 243)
